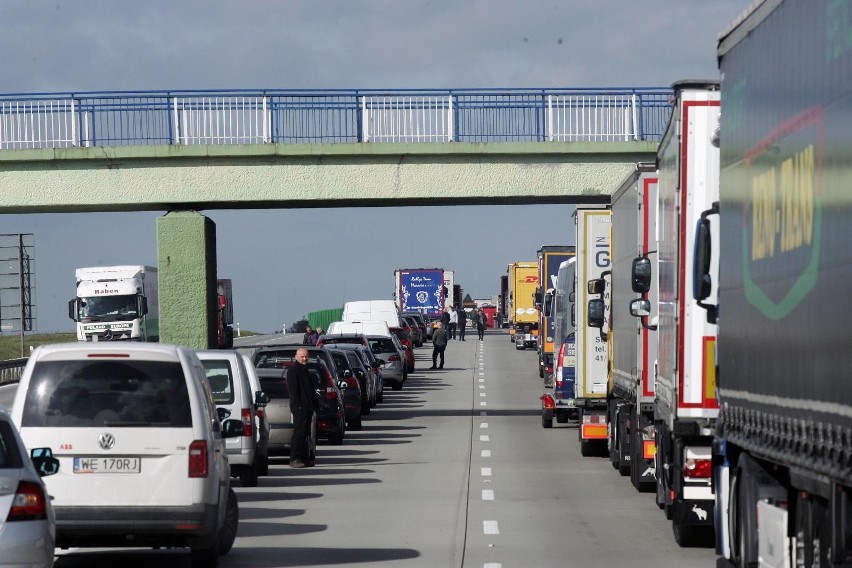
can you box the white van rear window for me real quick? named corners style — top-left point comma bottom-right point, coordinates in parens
top-left (22, 360), bottom-right (192, 428)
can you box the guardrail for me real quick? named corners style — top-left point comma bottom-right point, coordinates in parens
top-left (0, 358), bottom-right (26, 385)
top-left (0, 88), bottom-right (673, 149)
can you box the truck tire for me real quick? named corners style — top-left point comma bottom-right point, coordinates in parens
top-left (580, 439), bottom-right (595, 457)
top-left (795, 491), bottom-right (830, 568)
top-left (542, 416), bottom-right (552, 428)
top-left (617, 410), bottom-right (631, 476)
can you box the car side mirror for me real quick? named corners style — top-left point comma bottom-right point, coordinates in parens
top-left (221, 418), bottom-right (244, 438)
top-left (31, 448), bottom-right (60, 477)
top-left (343, 369), bottom-right (352, 378)
top-left (376, 358), bottom-right (386, 366)
top-left (337, 380), bottom-right (348, 390)
top-left (255, 391), bottom-right (269, 407)
top-left (217, 407), bottom-right (232, 422)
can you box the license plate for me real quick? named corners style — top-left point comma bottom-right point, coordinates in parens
top-left (73, 456), bottom-right (141, 474)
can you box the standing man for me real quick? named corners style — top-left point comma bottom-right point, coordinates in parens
top-left (457, 308), bottom-right (467, 341)
top-left (286, 348), bottom-right (318, 468)
top-left (440, 309), bottom-right (450, 333)
top-left (448, 307), bottom-right (458, 340)
top-left (430, 322), bottom-right (448, 369)
top-left (477, 309), bottom-right (487, 340)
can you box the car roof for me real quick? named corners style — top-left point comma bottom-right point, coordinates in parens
top-left (29, 341), bottom-right (192, 362)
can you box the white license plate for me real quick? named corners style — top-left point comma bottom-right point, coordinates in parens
top-left (73, 456), bottom-right (141, 474)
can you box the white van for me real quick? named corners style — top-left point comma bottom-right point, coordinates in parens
top-left (326, 320), bottom-right (391, 337)
top-left (342, 300), bottom-right (401, 328)
top-left (11, 342), bottom-right (242, 567)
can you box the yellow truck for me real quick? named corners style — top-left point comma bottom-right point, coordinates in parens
top-left (507, 261), bottom-right (539, 349)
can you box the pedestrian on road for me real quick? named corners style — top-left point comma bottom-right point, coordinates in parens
top-left (286, 348), bottom-right (319, 468)
top-left (457, 308), bottom-right (467, 341)
top-left (477, 310), bottom-right (487, 340)
top-left (430, 322), bottom-right (448, 369)
top-left (303, 325), bottom-right (318, 346)
top-left (448, 307), bottom-right (458, 340)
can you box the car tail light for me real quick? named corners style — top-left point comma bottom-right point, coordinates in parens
top-left (189, 440), bottom-right (208, 478)
top-left (388, 354), bottom-right (401, 362)
top-left (241, 408), bottom-right (252, 437)
top-left (545, 364), bottom-right (553, 374)
top-left (540, 394), bottom-right (555, 409)
top-left (684, 458), bottom-right (712, 479)
top-left (323, 368), bottom-right (338, 400)
top-left (344, 376), bottom-right (359, 390)
top-left (6, 481), bottom-right (47, 521)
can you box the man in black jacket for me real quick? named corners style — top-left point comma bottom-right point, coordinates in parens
top-left (457, 308), bottom-right (467, 341)
top-left (286, 348), bottom-right (318, 468)
top-left (430, 323), bottom-right (448, 369)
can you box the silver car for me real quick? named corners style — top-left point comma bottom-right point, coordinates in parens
top-left (366, 335), bottom-right (407, 390)
top-left (0, 406), bottom-right (60, 568)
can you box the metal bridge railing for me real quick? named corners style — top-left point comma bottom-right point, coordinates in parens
top-left (0, 358), bottom-right (27, 385)
top-left (0, 88), bottom-right (672, 149)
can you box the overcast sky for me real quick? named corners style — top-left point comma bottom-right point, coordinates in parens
top-left (0, 0), bottom-right (749, 334)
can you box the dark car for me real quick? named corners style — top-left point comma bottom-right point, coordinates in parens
top-left (253, 345), bottom-right (346, 444)
top-left (325, 348), bottom-right (363, 430)
top-left (403, 312), bottom-right (431, 340)
top-left (389, 327), bottom-right (416, 372)
top-left (401, 316), bottom-right (424, 347)
top-left (334, 343), bottom-right (385, 403)
top-left (254, 367), bottom-right (317, 462)
top-left (317, 334), bottom-right (376, 406)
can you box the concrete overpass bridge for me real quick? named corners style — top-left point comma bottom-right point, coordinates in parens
top-left (0, 88), bottom-right (670, 347)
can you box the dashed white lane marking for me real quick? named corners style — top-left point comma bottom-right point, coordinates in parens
top-left (479, 378), bottom-right (485, 383)
top-left (484, 564), bottom-right (502, 568)
top-left (481, 467), bottom-right (492, 476)
top-left (480, 402), bottom-right (487, 407)
top-left (482, 489), bottom-right (494, 501)
top-left (480, 392), bottom-right (486, 397)
top-left (479, 435), bottom-right (490, 442)
top-left (481, 450), bottom-right (491, 457)
top-left (483, 520), bottom-right (500, 534)
top-left (479, 385), bottom-right (485, 389)
top-left (480, 422), bottom-right (488, 428)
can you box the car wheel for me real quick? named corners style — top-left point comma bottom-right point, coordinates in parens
top-left (329, 430), bottom-right (345, 445)
top-left (349, 415), bottom-right (362, 431)
top-left (377, 389), bottom-right (384, 403)
top-left (239, 464), bottom-right (259, 487)
top-left (256, 450), bottom-right (269, 477)
top-left (362, 398), bottom-right (371, 415)
top-left (392, 381), bottom-right (403, 391)
top-left (218, 488), bottom-right (239, 555)
top-left (542, 416), bottom-right (553, 428)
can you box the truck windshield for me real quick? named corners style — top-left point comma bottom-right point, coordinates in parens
top-left (78, 295), bottom-right (138, 320)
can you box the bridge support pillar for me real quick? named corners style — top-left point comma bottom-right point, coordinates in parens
top-left (156, 210), bottom-right (218, 349)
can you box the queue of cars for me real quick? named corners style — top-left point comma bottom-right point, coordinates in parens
top-left (0, 313), bottom-right (429, 567)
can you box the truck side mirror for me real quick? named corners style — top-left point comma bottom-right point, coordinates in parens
top-left (587, 279), bottom-right (605, 295)
top-left (571, 304), bottom-right (576, 328)
top-left (140, 296), bottom-right (149, 317)
top-left (632, 257), bottom-right (652, 293)
top-left (629, 298), bottom-right (658, 331)
top-left (588, 299), bottom-right (605, 328)
top-left (68, 299), bottom-right (78, 321)
top-left (543, 289), bottom-right (554, 317)
top-left (693, 202), bottom-right (719, 324)
top-left (533, 287), bottom-right (543, 310)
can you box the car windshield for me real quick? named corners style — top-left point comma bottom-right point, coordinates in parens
top-left (258, 376), bottom-right (289, 400)
top-left (78, 294), bottom-right (139, 320)
top-left (321, 337), bottom-right (363, 345)
top-left (22, 359), bottom-right (192, 428)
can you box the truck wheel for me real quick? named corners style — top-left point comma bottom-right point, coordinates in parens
top-left (542, 416), bottom-right (552, 428)
top-left (672, 521), bottom-right (702, 548)
top-left (556, 411), bottom-right (569, 424)
top-left (239, 464), bottom-right (258, 488)
top-left (795, 491), bottom-right (829, 568)
top-left (580, 439), bottom-right (595, 457)
top-left (617, 411), bottom-right (631, 476)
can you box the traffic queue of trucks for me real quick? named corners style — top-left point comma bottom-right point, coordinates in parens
top-left (507, 261), bottom-right (539, 349)
top-left (538, 2), bottom-right (851, 563)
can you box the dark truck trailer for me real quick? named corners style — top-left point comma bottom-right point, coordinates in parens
top-left (534, 246), bottom-right (575, 385)
top-left (700, 1), bottom-right (852, 565)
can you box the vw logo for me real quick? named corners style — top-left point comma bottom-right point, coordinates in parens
top-left (98, 433), bottom-right (116, 450)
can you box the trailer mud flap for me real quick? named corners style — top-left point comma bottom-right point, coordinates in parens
top-left (673, 498), bottom-right (714, 527)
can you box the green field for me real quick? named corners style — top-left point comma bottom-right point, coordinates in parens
top-left (0, 333), bottom-right (77, 360)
